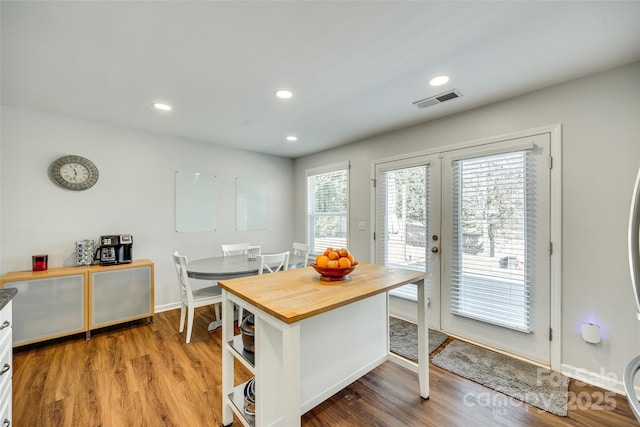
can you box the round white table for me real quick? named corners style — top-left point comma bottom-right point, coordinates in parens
top-left (186, 253), bottom-right (309, 331)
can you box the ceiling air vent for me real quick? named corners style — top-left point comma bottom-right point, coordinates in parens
top-left (413, 89), bottom-right (463, 109)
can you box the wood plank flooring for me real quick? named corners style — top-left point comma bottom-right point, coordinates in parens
top-left (11, 308), bottom-right (638, 426)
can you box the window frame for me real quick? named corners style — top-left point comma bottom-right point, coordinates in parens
top-left (305, 161), bottom-right (350, 255)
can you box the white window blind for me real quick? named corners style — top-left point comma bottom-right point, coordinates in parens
top-left (375, 163), bottom-right (430, 301)
top-left (306, 162), bottom-right (349, 255)
top-left (451, 149), bottom-right (534, 332)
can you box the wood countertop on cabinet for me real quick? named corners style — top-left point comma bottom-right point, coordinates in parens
top-left (0, 259), bottom-right (154, 283)
top-left (218, 262), bottom-right (428, 324)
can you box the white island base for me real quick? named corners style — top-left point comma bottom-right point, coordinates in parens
top-left (220, 263), bottom-right (428, 427)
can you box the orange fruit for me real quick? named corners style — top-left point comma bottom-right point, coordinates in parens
top-left (339, 248), bottom-right (350, 258)
top-left (327, 260), bottom-right (339, 268)
top-left (347, 255), bottom-right (355, 265)
top-left (338, 257), bottom-right (351, 268)
top-left (328, 251), bottom-right (340, 260)
top-left (324, 247), bottom-right (334, 256)
top-left (316, 255), bottom-right (329, 267)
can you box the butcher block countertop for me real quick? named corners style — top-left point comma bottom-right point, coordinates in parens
top-left (218, 262), bottom-right (428, 324)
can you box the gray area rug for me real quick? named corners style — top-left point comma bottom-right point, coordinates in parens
top-left (389, 317), bottom-right (448, 359)
top-left (432, 340), bottom-right (569, 416)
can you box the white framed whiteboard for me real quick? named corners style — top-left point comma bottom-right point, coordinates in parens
top-left (175, 172), bottom-right (217, 232)
top-left (236, 177), bottom-right (267, 231)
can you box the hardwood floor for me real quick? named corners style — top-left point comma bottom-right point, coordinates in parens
top-left (12, 308), bottom-right (638, 426)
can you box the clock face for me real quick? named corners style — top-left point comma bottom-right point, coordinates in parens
top-left (60, 162), bottom-right (90, 184)
top-left (50, 155), bottom-right (99, 191)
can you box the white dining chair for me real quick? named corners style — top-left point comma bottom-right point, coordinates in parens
top-left (221, 243), bottom-right (252, 322)
top-left (173, 252), bottom-right (222, 343)
top-left (221, 243), bottom-right (250, 256)
top-left (292, 242), bottom-right (309, 267)
top-left (238, 251), bottom-right (291, 322)
top-left (258, 251), bottom-right (290, 274)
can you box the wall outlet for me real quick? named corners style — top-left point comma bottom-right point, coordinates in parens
top-left (358, 221), bottom-right (366, 231)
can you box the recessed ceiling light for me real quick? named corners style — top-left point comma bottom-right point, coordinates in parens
top-left (286, 136), bottom-right (298, 142)
top-left (152, 102), bottom-right (172, 111)
top-left (274, 89), bottom-right (293, 99)
top-left (429, 75), bottom-right (450, 87)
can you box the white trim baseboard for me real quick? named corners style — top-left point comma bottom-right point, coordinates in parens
top-left (154, 302), bottom-right (181, 313)
top-left (562, 363), bottom-right (631, 396)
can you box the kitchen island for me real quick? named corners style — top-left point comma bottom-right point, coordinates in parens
top-left (218, 262), bottom-right (428, 427)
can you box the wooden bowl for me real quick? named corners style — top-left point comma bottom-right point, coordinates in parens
top-left (310, 261), bottom-right (359, 280)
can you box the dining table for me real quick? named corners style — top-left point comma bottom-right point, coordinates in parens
top-left (187, 253), bottom-right (308, 281)
top-left (186, 253), bottom-right (309, 331)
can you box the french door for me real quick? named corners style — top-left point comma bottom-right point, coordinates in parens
top-left (375, 133), bottom-right (552, 364)
top-left (442, 134), bottom-right (551, 363)
top-left (374, 154), bottom-right (441, 328)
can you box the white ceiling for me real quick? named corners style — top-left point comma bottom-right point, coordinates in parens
top-left (2, 1), bottom-right (640, 158)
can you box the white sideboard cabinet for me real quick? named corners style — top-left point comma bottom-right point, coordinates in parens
top-left (0, 259), bottom-right (154, 347)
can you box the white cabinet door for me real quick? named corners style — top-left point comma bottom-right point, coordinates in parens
top-left (9, 275), bottom-right (85, 345)
top-left (0, 300), bottom-right (11, 427)
top-left (90, 266), bottom-right (152, 328)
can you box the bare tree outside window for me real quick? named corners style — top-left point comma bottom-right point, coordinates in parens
top-left (460, 152), bottom-right (526, 260)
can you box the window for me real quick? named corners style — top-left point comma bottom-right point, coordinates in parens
top-left (451, 148), bottom-right (534, 331)
top-left (306, 161), bottom-right (349, 254)
top-left (375, 161), bottom-right (430, 301)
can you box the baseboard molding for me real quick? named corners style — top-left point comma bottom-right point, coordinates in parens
top-left (562, 363), bottom-right (634, 396)
top-left (154, 302), bottom-right (180, 313)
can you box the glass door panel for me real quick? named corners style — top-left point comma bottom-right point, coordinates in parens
top-left (375, 155), bottom-right (441, 328)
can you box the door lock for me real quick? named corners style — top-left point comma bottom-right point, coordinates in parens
top-left (431, 247), bottom-right (439, 253)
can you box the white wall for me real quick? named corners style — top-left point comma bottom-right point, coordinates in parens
top-left (293, 62), bottom-right (640, 392)
top-left (0, 106), bottom-right (294, 310)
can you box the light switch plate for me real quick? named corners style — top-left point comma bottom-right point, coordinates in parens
top-left (358, 221), bottom-right (366, 231)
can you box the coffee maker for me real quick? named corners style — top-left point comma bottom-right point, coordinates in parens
top-left (96, 234), bottom-right (133, 266)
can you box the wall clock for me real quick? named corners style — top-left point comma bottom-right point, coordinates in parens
top-left (49, 155), bottom-right (99, 191)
